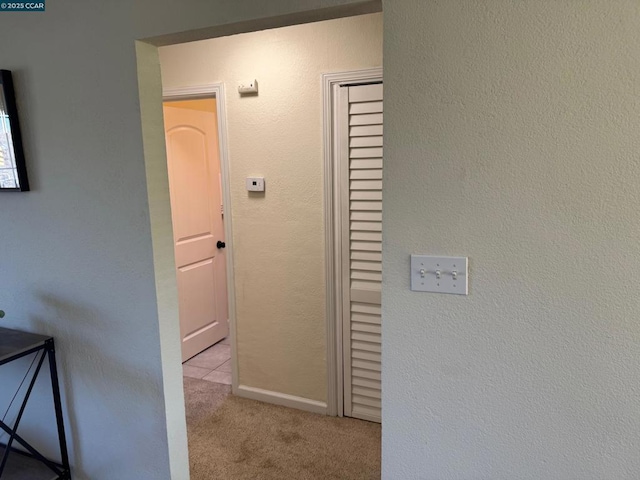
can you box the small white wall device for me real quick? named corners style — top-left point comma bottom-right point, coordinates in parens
top-left (238, 80), bottom-right (259, 95)
top-left (246, 177), bottom-right (265, 192)
top-left (410, 255), bottom-right (468, 295)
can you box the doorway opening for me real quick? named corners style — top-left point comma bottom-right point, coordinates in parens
top-left (137, 6), bottom-right (383, 478)
top-left (324, 71), bottom-right (383, 422)
top-left (162, 93), bottom-right (235, 388)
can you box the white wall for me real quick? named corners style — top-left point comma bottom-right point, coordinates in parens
top-left (383, 1), bottom-right (640, 479)
top-left (0, 1), bottom-right (377, 479)
top-left (3, 1), bottom-right (640, 479)
top-left (159, 13), bottom-right (382, 403)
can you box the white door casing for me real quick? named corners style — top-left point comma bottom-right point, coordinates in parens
top-left (323, 68), bottom-right (382, 419)
top-left (163, 101), bottom-right (229, 362)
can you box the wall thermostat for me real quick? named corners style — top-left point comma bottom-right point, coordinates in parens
top-left (246, 177), bottom-right (265, 192)
top-left (238, 80), bottom-right (259, 95)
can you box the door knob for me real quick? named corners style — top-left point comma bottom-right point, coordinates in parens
top-left (217, 241), bottom-right (226, 249)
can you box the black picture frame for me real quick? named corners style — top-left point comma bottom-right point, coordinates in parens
top-left (0, 70), bottom-right (29, 191)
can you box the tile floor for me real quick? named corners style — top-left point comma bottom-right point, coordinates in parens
top-left (182, 337), bottom-right (231, 385)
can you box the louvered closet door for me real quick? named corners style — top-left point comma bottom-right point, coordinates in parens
top-left (340, 83), bottom-right (383, 423)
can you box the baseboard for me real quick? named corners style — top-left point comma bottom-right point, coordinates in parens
top-left (236, 385), bottom-right (328, 415)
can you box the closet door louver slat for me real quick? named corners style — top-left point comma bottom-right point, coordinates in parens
top-left (341, 83), bottom-right (383, 423)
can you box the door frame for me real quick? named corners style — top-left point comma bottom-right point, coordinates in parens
top-left (163, 83), bottom-right (239, 393)
top-left (322, 67), bottom-right (382, 417)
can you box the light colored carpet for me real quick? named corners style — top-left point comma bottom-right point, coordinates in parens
top-left (183, 377), bottom-right (381, 480)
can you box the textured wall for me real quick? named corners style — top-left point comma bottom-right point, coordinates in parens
top-left (159, 13), bottom-right (383, 402)
top-left (382, 1), bottom-right (640, 479)
top-left (0, 1), bottom-right (374, 479)
top-left (3, 0), bottom-right (639, 478)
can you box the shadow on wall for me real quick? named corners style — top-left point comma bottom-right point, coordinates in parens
top-left (18, 292), bottom-right (171, 479)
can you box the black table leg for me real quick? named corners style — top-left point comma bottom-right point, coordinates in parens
top-left (0, 329), bottom-right (72, 479)
top-left (46, 339), bottom-right (71, 479)
top-left (0, 350), bottom-right (47, 476)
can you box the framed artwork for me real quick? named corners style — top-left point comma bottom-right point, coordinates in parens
top-left (0, 70), bottom-right (29, 191)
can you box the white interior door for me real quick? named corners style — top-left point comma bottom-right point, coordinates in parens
top-left (163, 100), bottom-right (229, 362)
top-left (340, 83), bottom-right (383, 423)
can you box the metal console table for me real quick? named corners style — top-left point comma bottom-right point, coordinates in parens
top-left (0, 327), bottom-right (71, 479)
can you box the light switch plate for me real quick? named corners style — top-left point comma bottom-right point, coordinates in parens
top-left (411, 255), bottom-right (468, 295)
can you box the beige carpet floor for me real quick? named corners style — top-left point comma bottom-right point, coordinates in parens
top-left (184, 377), bottom-right (381, 480)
